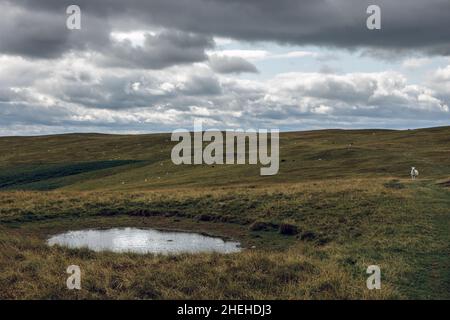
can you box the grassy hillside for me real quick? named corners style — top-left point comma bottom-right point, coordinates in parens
top-left (0, 126), bottom-right (449, 191)
top-left (0, 127), bottom-right (449, 299)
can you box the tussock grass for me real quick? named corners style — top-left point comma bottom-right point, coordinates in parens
top-left (0, 226), bottom-right (397, 299)
top-left (1, 177), bottom-right (449, 299)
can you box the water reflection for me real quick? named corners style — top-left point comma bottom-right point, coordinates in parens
top-left (47, 227), bottom-right (241, 254)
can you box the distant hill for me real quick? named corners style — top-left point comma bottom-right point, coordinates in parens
top-left (0, 126), bottom-right (449, 191)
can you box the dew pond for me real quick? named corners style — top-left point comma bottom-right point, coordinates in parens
top-left (47, 227), bottom-right (241, 254)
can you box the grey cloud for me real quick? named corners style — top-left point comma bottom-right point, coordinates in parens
top-left (0, 2), bottom-right (213, 69)
top-left (98, 31), bottom-right (214, 69)
top-left (0, 4), bottom-right (67, 58)
top-left (179, 74), bottom-right (222, 96)
top-left (0, 1), bottom-right (110, 58)
top-left (429, 65), bottom-right (450, 104)
top-left (7, 0), bottom-right (450, 58)
top-left (318, 65), bottom-right (338, 74)
top-left (20, 61), bottom-right (224, 110)
top-left (0, 90), bottom-right (72, 127)
top-left (208, 55), bottom-right (258, 74)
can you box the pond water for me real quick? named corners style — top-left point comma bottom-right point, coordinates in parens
top-left (47, 227), bottom-right (241, 254)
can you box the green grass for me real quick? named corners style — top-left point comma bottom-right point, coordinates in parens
top-left (1, 126), bottom-right (449, 191)
top-left (0, 126), bottom-right (449, 299)
top-left (0, 160), bottom-right (146, 190)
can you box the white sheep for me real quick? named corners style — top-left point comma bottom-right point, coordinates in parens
top-left (410, 167), bottom-right (419, 180)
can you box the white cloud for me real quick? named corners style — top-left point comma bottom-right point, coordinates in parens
top-left (271, 51), bottom-right (322, 59)
top-left (110, 30), bottom-right (153, 47)
top-left (402, 57), bottom-right (432, 69)
top-left (1, 52), bottom-right (449, 135)
top-left (208, 49), bottom-right (270, 61)
top-left (429, 65), bottom-right (450, 109)
top-left (213, 37), bottom-right (235, 46)
top-left (433, 65), bottom-right (450, 81)
top-left (207, 49), bottom-right (330, 62)
top-left (264, 71), bottom-right (448, 115)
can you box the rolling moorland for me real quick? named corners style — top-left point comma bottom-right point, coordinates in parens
top-left (0, 126), bottom-right (449, 299)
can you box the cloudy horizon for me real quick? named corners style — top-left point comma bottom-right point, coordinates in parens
top-left (1, 0), bottom-right (450, 136)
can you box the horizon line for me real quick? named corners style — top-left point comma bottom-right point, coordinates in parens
top-left (1, 125), bottom-right (449, 138)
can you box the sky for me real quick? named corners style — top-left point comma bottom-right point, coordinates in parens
top-left (0, 0), bottom-right (450, 135)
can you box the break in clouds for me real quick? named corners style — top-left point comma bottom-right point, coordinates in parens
top-left (0, 0), bottom-right (450, 135)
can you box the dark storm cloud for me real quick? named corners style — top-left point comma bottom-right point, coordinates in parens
top-left (99, 31), bottom-right (214, 69)
top-left (0, 1), bottom-right (214, 68)
top-left (0, 1), bottom-right (110, 58)
top-left (1, 0), bottom-right (449, 135)
top-left (6, 0), bottom-right (450, 59)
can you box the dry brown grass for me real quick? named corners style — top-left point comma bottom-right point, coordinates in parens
top-left (1, 177), bottom-right (449, 299)
top-left (0, 225), bottom-right (397, 299)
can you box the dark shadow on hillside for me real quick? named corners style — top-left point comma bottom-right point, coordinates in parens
top-left (0, 160), bottom-right (145, 190)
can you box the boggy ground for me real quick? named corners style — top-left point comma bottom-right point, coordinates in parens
top-left (0, 177), bottom-right (449, 299)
